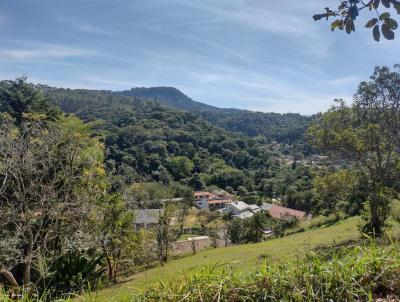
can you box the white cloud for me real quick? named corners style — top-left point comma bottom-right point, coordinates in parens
top-left (57, 17), bottom-right (115, 36)
top-left (0, 43), bottom-right (94, 61)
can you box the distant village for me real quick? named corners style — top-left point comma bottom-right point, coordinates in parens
top-left (193, 190), bottom-right (307, 220)
top-left (134, 188), bottom-right (310, 254)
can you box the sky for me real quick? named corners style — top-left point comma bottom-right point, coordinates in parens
top-left (0, 0), bottom-right (399, 114)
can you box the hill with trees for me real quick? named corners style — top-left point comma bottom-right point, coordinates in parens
top-left (117, 87), bottom-right (313, 144)
top-left (39, 86), bottom-right (322, 213)
top-left (116, 87), bottom-right (218, 112)
top-left (42, 87), bottom-right (272, 190)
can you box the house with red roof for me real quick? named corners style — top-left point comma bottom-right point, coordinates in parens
top-left (194, 191), bottom-right (216, 201)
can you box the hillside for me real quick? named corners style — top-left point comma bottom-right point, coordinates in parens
top-left (43, 87), bottom-right (273, 189)
top-left (117, 87), bottom-right (313, 144)
top-left (87, 217), bottom-right (400, 301)
top-left (38, 86), bottom-right (320, 212)
top-left (116, 87), bottom-right (219, 112)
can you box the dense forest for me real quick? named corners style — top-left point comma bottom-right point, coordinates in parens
top-left (118, 87), bottom-right (313, 144)
top-left (38, 87), bottom-right (322, 213)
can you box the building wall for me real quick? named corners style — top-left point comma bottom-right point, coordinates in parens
top-left (171, 238), bottom-right (229, 255)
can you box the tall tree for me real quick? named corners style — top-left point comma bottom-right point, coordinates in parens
top-left (0, 77), bottom-right (59, 125)
top-left (308, 65), bottom-right (400, 235)
top-left (96, 194), bottom-right (141, 281)
top-left (0, 116), bottom-right (106, 290)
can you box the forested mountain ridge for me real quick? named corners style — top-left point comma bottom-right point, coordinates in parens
top-left (42, 87), bottom-right (275, 190)
top-left (117, 87), bottom-right (313, 144)
top-left (38, 86), bottom-right (316, 212)
top-left (116, 87), bottom-right (218, 112)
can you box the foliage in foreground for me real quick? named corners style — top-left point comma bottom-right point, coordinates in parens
top-left (132, 241), bottom-right (400, 302)
top-left (308, 65), bottom-right (400, 236)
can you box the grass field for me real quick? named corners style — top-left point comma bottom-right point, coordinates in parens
top-left (86, 216), bottom-right (361, 301)
top-left (80, 217), bottom-right (400, 301)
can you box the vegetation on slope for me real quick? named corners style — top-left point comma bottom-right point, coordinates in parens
top-left (117, 87), bottom-right (218, 112)
top-left (117, 86), bottom-right (313, 145)
top-left (136, 241), bottom-right (400, 301)
top-left (83, 217), bottom-right (400, 301)
top-left (39, 87), bottom-right (325, 214)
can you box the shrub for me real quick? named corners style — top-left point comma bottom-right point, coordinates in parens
top-left (36, 250), bottom-right (105, 300)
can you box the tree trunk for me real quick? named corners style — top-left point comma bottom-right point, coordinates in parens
top-left (23, 229), bottom-right (34, 286)
top-left (105, 255), bottom-right (113, 281)
top-left (0, 268), bottom-right (19, 288)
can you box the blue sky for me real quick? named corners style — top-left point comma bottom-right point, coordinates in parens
top-left (0, 0), bottom-right (399, 114)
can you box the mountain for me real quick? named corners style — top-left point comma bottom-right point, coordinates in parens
top-left (116, 87), bottom-right (219, 112)
top-left (117, 87), bottom-right (313, 144)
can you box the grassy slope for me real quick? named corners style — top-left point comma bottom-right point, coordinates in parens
top-left (93, 217), bottom-right (379, 301)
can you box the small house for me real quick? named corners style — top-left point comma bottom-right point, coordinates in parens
top-left (226, 201), bottom-right (251, 215)
top-left (134, 209), bottom-right (163, 230)
top-left (207, 198), bottom-right (232, 210)
top-left (194, 191), bottom-right (215, 201)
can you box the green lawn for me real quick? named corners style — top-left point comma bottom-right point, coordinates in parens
top-left (89, 216), bottom-right (382, 301)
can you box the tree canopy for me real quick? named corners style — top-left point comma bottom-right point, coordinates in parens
top-left (309, 65), bottom-right (400, 235)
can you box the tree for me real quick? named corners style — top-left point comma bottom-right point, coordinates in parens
top-left (0, 77), bottom-right (59, 125)
top-left (245, 212), bottom-right (269, 243)
top-left (167, 156), bottom-right (194, 180)
top-left (156, 205), bottom-right (173, 265)
top-left (0, 116), bottom-right (106, 291)
top-left (314, 0), bottom-right (400, 41)
top-left (308, 65), bottom-right (400, 235)
top-left (96, 194), bottom-right (141, 282)
top-left (227, 219), bottom-right (244, 244)
top-left (313, 169), bottom-right (359, 215)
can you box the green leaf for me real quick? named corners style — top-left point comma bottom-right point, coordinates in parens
top-left (331, 20), bottom-right (341, 31)
top-left (373, 24), bottom-right (381, 41)
top-left (373, 0), bottom-right (381, 9)
top-left (382, 23), bottom-right (395, 39)
top-left (345, 19), bottom-right (355, 34)
top-left (338, 19), bottom-right (345, 30)
top-left (385, 18), bottom-right (398, 29)
top-left (379, 12), bottom-right (391, 20)
top-left (365, 18), bottom-right (379, 28)
top-left (381, 0), bottom-right (391, 7)
top-left (394, 2), bottom-right (400, 14)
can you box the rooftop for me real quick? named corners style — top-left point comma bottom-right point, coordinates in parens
top-left (266, 204), bottom-right (306, 219)
top-left (261, 202), bottom-right (274, 211)
top-left (233, 211), bottom-right (254, 220)
top-left (194, 191), bottom-right (215, 197)
top-left (135, 209), bottom-right (163, 225)
top-left (228, 201), bottom-right (250, 211)
top-left (207, 199), bottom-right (232, 205)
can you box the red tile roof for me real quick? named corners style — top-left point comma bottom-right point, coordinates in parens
top-left (207, 199), bottom-right (232, 205)
top-left (268, 205), bottom-right (306, 219)
top-left (194, 192), bottom-right (215, 197)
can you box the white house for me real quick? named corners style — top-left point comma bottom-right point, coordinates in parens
top-left (225, 201), bottom-right (262, 220)
top-left (234, 211), bottom-right (254, 220)
top-left (226, 201), bottom-right (251, 215)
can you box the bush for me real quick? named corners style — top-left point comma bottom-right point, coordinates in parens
top-left (309, 213), bottom-right (342, 229)
top-left (36, 250), bottom-right (105, 300)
